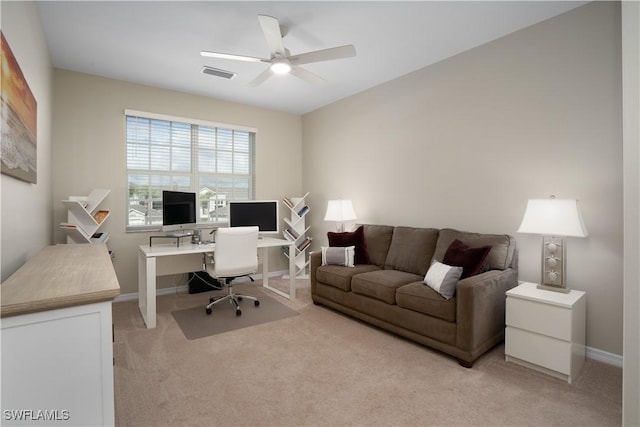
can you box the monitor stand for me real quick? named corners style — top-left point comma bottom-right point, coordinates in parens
top-left (149, 233), bottom-right (192, 247)
top-left (166, 232), bottom-right (192, 238)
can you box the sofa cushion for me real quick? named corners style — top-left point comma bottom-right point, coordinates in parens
top-left (321, 246), bottom-right (355, 267)
top-left (351, 270), bottom-right (423, 304)
top-left (328, 225), bottom-right (370, 265)
top-left (384, 226), bottom-right (439, 276)
top-left (396, 282), bottom-right (457, 322)
top-left (423, 261), bottom-right (463, 299)
top-left (443, 239), bottom-right (491, 279)
top-left (433, 228), bottom-right (516, 271)
top-left (361, 224), bottom-right (395, 268)
top-left (316, 264), bottom-right (380, 291)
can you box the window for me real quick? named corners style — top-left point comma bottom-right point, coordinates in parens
top-left (125, 110), bottom-right (256, 230)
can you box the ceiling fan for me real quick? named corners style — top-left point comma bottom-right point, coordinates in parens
top-left (201, 15), bottom-right (356, 86)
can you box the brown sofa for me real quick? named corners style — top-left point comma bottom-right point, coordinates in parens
top-left (310, 225), bottom-right (518, 367)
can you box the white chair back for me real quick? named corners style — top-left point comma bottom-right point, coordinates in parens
top-left (207, 226), bottom-right (259, 278)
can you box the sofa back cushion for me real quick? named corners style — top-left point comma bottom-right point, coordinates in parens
top-left (362, 225), bottom-right (394, 268)
top-left (384, 226), bottom-right (440, 276)
top-left (433, 228), bottom-right (516, 271)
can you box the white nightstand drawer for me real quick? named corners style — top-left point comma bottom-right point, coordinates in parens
top-left (506, 296), bottom-right (572, 340)
top-left (506, 326), bottom-right (571, 375)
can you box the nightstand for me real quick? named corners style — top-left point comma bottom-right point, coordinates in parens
top-left (505, 282), bottom-right (586, 383)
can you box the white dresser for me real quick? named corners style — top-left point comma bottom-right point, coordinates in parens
top-left (1, 244), bottom-right (120, 426)
top-left (505, 281), bottom-right (586, 383)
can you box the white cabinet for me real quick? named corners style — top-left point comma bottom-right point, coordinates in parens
top-left (1, 244), bottom-right (120, 426)
top-left (60, 189), bottom-right (110, 244)
top-left (282, 192), bottom-right (311, 278)
top-left (505, 282), bottom-right (586, 383)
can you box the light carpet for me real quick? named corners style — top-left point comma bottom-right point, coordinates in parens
top-left (112, 277), bottom-right (622, 426)
top-left (171, 287), bottom-right (298, 340)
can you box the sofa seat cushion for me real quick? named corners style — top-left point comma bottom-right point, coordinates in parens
top-left (396, 282), bottom-right (457, 322)
top-left (316, 264), bottom-right (380, 291)
top-left (351, 270), bottom-right (423, 304)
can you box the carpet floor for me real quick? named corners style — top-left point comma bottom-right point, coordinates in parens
top-left (112, 278), bottom-right (622, 426)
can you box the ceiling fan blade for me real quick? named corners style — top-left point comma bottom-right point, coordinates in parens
top-left (290, 45), bottom-right (356, 65)
top-left (289, 65), bottom-right (327, 85)
top-left (248, 68), bottom-right (274, 87)
top-left (258, 15), bottom-right (287, 58)
top-left (200, 51), bottom-right (265, 63)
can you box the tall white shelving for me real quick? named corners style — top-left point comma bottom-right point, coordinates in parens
top-left (282, 192), bottom-right (311, 278)
top-left (60, 189), bottom-right (111, 244)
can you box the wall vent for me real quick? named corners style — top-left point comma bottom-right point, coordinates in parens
top-left (201, 66), bottom-right (237, 80)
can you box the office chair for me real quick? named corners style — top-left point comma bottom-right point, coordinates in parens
top-left (204, 226), bottom-right (260, 316)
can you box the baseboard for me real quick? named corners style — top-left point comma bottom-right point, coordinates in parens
top-left (115, 269), bottom-right (290, 303)
top-left (586, 346), bottom-right (623, 368)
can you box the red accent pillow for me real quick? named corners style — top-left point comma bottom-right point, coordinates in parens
top-left (327, 225), bottom-right (371, 265)
top-left (443, 239), bottom-right (492, 279)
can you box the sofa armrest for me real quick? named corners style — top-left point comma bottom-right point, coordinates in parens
top-left (310, 251), bottom-right (322, 295)
top-left (455, 268), bottom-right (518, 353)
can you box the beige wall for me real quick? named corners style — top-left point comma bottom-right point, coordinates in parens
top-left (303, 2), bottom-right (623, 356)
top-left (0, 2), bottom-right (54, 281)
top-left (622, 1), bottom-right (640, 424)
top-left (52, 70), bottom-right (302, 295)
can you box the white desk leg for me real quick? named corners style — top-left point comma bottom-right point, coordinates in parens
top-left (262, 247), bottom-right (269, 289)
top-left (289, 244), bottom-right (295, 300)
top-left (138, 251), bottom-right (156, 328)
top-left (261, 246), bottom-right (294, 300)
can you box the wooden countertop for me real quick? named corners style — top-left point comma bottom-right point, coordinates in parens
top-left (1, 243), bottom-right (120, 318)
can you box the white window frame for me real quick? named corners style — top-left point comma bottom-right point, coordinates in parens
top-left (125, 109), bottom-right (257, 232)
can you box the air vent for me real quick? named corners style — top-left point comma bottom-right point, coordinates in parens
top-left (201, 66), bottom-right (237, 80)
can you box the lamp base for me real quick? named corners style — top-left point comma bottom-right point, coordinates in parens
top-left (536, 284), bottom-right (571, 294)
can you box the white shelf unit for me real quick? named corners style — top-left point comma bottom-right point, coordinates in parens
top-left (282, 192), bottom-right (311, 278)
top-left (60, 189), bottom-right (111, 244)
top-left (505, 282), bottom-right (586, 384)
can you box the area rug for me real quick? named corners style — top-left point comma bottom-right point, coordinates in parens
top-left (171, 289), bottom-right (298, 340)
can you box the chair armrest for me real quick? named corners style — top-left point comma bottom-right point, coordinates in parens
top-left (455, 268), bottom-right (518, 352)
top-left (310, 251), bottom-right (322, 294)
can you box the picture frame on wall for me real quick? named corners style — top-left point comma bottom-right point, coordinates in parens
top-left (1, 31), bottom-right (38, 184)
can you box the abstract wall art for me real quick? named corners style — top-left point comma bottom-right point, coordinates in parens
top-left (1, 31), bottom-right (37, 184)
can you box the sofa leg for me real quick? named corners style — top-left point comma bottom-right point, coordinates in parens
top-left (458, 359), bottom-right (473, 368)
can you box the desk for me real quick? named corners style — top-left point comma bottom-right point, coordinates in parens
top-left (138, 237), bottom-right (295, 328)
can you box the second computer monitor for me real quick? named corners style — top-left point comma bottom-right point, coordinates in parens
top-left (228, 200), bottom-right (279, 234)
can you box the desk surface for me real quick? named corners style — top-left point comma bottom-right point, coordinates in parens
top-left (1, 244), bottom-right (121, 318)
top-left (139, 237), bottom-right (294, 257)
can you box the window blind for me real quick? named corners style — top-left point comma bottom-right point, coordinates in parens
top-left (125, 111), bottom-right (256, 230)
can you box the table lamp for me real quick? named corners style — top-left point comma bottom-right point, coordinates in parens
top-left (517, 196), bottom-right (588, 293)
top-left (324, 200), bottom-right (357, 232)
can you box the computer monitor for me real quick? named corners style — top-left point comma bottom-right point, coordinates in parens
top-left (228, 200), bottom-right (279, 234)
top-left (162, 190), bottom-right (196, 233)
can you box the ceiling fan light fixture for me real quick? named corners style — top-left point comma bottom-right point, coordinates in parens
top-left (270, 60), bottom-right (291, 74)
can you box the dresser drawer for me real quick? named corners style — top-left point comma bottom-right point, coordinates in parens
top-left (506, 327), bottom-right (571, 375)
top-left (506, 296), bottom-right (572, 340)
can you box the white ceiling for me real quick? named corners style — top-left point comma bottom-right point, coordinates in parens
top-left (37, 1), bottom-right (587, 115)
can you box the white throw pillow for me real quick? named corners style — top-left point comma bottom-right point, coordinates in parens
top-left (321, 246), bottom-right (355, 267)
top-left (424, 261), bottom-right (463, 299)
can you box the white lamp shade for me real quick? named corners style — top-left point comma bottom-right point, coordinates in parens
top-left (517, 198), bottom-right (588, 237)
top-left (324, 200), bottom-right (357, 222)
